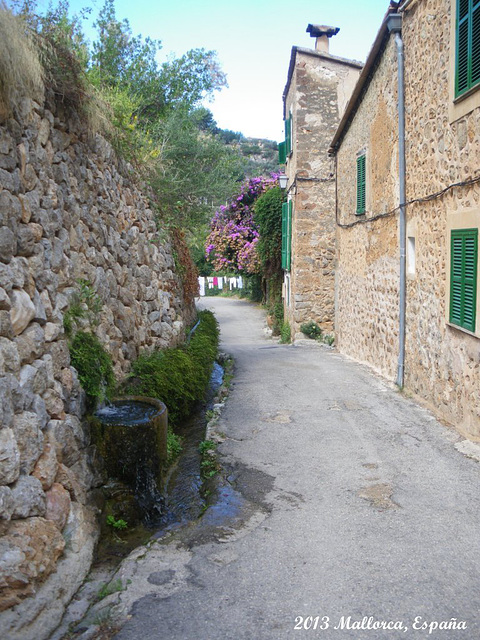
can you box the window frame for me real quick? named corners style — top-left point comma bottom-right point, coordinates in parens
top-left (449, 227), bottom-right (478, 332)
top-left (281, 200), bottom-right (293, 271)
top-left (455, 0), bottom-right (480, 98)
top-left (356, 153), bottom-right (366, 215)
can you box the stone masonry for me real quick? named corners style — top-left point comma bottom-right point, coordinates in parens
top-left (0, 93), bottom-right (195, 639)
top-left (283, 32), bottom-right (361, 338)
top-left (332, 0), bottom-right (480, 438)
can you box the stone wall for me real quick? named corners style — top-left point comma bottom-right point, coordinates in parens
top-left (402, 0), bottom-right (480, 437)
top-left (0, 95), bottom-right (195, 638)
top-left (335, 0), bottom-right (480, 438)
top-left (335, 36), bottom-right (400, 378)
top-left (284, 48), bottom-right (361, 337)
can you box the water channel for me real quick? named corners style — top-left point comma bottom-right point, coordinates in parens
top-left (93, 361), bottom-right (225, 565)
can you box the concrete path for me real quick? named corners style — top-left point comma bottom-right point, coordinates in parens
top-left (113, 297), bottom-right (480, 639)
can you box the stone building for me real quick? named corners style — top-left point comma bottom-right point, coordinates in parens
top-left (280, 25), bottom-right (362, 338)
top-left (329, 0), bottom-right (480, 439)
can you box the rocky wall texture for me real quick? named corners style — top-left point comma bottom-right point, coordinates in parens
top-left (402, 0), bottom-right (480, 437)
top-left (0, 95), bottom-right (195, 638)
top-left (284, 50), bottom-right (361, 337)
top-left (335, 0), bottom-right (480, 438)
top-left (335, 37), bottom-right (400, 379)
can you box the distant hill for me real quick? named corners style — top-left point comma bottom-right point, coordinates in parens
top-left (216, 130), bottom-right (279, 177)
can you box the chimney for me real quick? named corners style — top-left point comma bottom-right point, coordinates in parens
top-left (306, 24), bottom-right (340, 53)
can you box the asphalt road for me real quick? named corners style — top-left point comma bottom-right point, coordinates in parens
top-left (113, 296), bottom-right (480, 640)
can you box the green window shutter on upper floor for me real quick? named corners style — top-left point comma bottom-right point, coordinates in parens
top-left (278, 141), bottom-right (286, 165)
top-left (450, 228), bottom-right (478, 332)
top-left (456, 0), bottom-right (480, 97)
top-left (285, 116), bottom-right (292, 157)
top-left (356, 154), bottom-right (366, 215)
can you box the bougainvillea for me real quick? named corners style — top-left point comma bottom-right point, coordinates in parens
top-left (205, 175), bottom-right (279, 274)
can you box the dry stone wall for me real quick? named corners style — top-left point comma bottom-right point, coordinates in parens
top-left (0, 95), bottom-right (195, 638)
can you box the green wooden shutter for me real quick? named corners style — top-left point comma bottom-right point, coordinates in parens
top-left (286, 200), bottom-right (293, 271)
top-left (450, 228), bottom-right (478, 332)
top-left (356, 154), bottom-right (366, 214)
top-left (278, 141), bottom-right (286, 165)
top-left (456, 0), bottom-right (480, 96)
top-left (285, 116), bottom-right (292, 157)
top-left (281, 202), bottom-right (288, 269)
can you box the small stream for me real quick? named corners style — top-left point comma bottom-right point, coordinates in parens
top-left (157, 361), bottom-right (224, 532)
top-left (93, 362), bottom-right (224, 564)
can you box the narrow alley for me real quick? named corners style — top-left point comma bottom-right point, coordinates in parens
top-left (111, 297), bottom-right (480, 639)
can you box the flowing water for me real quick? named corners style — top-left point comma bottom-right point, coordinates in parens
top-left (94, 361), bottom-right (225, 563)
top-left (155, 361), bottom-right (224, 533)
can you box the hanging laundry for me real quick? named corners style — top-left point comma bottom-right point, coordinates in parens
top-left (207, 277), bottom-right (214, 289)
top-left (198, 277), bottom-right (205, 297)
top-left (218, 277), bottom-right (223, 289)
top-left (213, 276), bottom-right (218, 287)
top-left (237, 276), bottom-right (243, 289)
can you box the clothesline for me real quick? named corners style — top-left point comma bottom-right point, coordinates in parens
top-left (198, 276), bottom-right (243, 296)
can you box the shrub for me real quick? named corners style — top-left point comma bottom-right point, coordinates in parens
top-left (0, 6), bottom-right (44, 119)
top-left (69, 331), bottom-right (116, 408)
top-left (300, 320), bottom-right (323, 340)
top-left (124, 310), bottom-right (219, 425)
top-left (280, 321), bottom-right (291, 344)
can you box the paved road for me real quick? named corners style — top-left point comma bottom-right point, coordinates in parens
top-left (114, 297), bottom-right (480, 640)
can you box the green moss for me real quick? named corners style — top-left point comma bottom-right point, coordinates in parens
top-left (279, 321), bottom-right (291, 344)
top-left (123, 310), bottom-right (220, 426)
top-left (69, 331), bottom-right (116, 408)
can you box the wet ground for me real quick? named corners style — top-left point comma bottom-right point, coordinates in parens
top-left (58, 298), bottom-right (480, 640)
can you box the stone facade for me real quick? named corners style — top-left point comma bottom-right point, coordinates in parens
top-left (0, 94), bottom-right (195, 638)
top-left (334, 33), bottom-right (400, 379)
top-left (332, 0), bottom-right (480, 439)
top-left (282, 35), bottom-right (361, 338)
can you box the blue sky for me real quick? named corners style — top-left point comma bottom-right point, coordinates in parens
top-left (36, 0), bottom-right (390, 141)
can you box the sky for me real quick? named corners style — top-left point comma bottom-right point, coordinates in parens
top-left (36, 0), bottom-right (391, 142)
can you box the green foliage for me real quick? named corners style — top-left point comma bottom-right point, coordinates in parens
top-left (199, 439), bottom-right (219, 479)
top-left (323, 334), bottom-right (335, 346)
top-left (69, 331), bottom-right (116, 407)
top-left (300, 320), bottom-right (323, 340)
top-left (280, 321), bottom-right (291, 344)
top-left (167, 428), bottom-right (183, 465)
top-left (97, 578), bottom-right (125, 601)
top-left (267, 300), bottom-right (284, 336)
top-left (254, 186), bottom-right (284, 281)
top-left (199, 440), bottom-right (217, 455)
top-left (0, 4), bottom-right (44, 118)
top-left (124, 310), bottom-right (219, 425)
top-left (64, 278), bottom-right (103, 337)
top-left (106, 515), bottom-right (128, 530)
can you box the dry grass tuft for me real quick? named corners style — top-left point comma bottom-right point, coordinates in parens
top-left (0, 3), bottom-right (44, 119)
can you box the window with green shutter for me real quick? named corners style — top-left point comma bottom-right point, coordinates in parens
top-left (450, 228), bottom-right (478, 332)
top-left (281, 201), bottom-right (293, 271)
top-left (287, 200), bottom-right (292, 270)
top-left (278, 141), bottom-right (286, 165)
top-left (281, 202), bottom-right (288, 269)
top-left (356, 154), bottom-right (366, 215)
top-left (285, 115), bottom-right (292, 157)
top-left (456, 0), bottom-right (480, 97)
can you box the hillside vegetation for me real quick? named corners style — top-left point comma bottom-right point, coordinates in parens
top-left (0, 0), bottom-right (278, 236)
